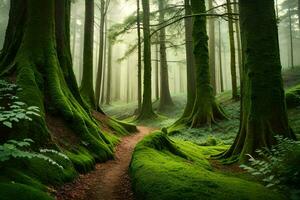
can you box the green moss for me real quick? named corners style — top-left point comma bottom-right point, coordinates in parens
top-left (130, 131), bottom-right (284, 200)
top-left (285, 84), bottom-right (300, 108)
top-left (0, 183), bottom-right (53, 200)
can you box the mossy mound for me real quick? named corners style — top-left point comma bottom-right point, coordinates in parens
top-left (130, 131), bottom-right (284, 200)
top-left (286, 84), bottom-right (300, 108)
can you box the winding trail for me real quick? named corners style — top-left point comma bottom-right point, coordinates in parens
top-left (56, 126), bottom-right (155, 200)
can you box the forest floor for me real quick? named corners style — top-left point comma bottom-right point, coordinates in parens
top-left (55, 126), bottom-right (155, 200)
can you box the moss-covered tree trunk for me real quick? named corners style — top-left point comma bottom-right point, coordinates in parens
top-left (0, 0), bottom-right (114, 162)
top-left (220, 0), bottom-right (296, 163)
top-left (137, 0), bottom-right (156, 120)
top-left (208, 0), bottom-right (216, 95)
top-left (80, 0), bottom-right (97, 109)
top-left (181, 0), bottom-right (196, 118)
top-left (185, 0), bottom-right (226, 127)
top-left (226, 0), bottom-right (238, 100)
top-left (158, 0), bottom-right (174, 111)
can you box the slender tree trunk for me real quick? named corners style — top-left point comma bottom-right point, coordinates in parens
top-left (137, 0), bottom-right (156, 119)
top-left (127, 58), bottom-right (130, 103)
top-left (101, 17), bottom-right (108, 104)
top-left (71, 15), bottom-right (77, 58)
top-left (0, 0), bottom-right (114, 161)
top-left (80, 0), bottom-right (96, 109)
top-left (180, 0), bottom-right (196, 118)
top-left (298, 0), bottom-right (300, 30)
top-left (220, 0), bottom-right (296, 163)
top-left (78, 21), bottom-right (84, 83)
top-left (95, 0), bottom-right (105, 106)
top-left (288, 6), bottom-right (294, 69)
top-left (182, 0), bottom-right (226, 127)
top-left (155, 37), bottom-right (159, 101)
top-left (226, 0), bottom-right (238, 99)
top-left (106, 38), bottom-right (112, 105)
top-left (208, 0), bottom-right (216, 94)
top-left (137, 0), bottom-right (142, 112)
top-left (233, 0), bottom-right (242, 84)
top-left (218, 20), bottom-right (224, 92)
top-left (158, 0), bottom-right (174, 111)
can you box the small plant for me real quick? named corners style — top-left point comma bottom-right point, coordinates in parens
top-left (0, 79), bottom-right (69, 170)
top-left (0, 79), bottom-right (40, 128)
top-left (0, 139), bottom-right (66, 169)
top-left (240, 136), bottom-right (300, 189)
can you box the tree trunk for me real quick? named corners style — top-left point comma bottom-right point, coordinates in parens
top-left (0, 0), bottom-right (114, 161)
top-left (208, 0), bottom-right (216, 95)
top-left (218, 20), bottom-right (224, 92)
top-left (155, 38), bottom-right (159, 101)
top-left (288, 5), bottom-right (294, 69)
top-left (105, 38), bottom-right (112, 105)
top-left (233, 0), bottom-right (242, 85)
top-left (80, 0), bottom-right (97, 108)
top-left (137, 0), bottom-right (156, 119)
top-left (95, 0), bottom-right (106, 106)
top-left (158, 0), bottom-right (174, 111)
top-left (78, 21), bottom-right (84, 83)
top-left (183, 0), bottom-right (226, 127)
top-left (226, 0), bottom-right (238, 99)
top-left (220, 0), bottom-right (296, 163)
top-left (137, 0), bottom-right (142, 112)
top-left (298, 0), bottom-right (300, 30)
top-left (180, 0), bottom-right (196, 118)
top-left (101, 17), bottom-right (108, 105)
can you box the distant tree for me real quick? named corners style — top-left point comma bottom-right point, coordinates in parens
top-left (226, 0), bottom-right (238, 100)
top-left (136, 0), bottom-right (142, 112)
top-left (137, 0), bottom-right (156, 119)
top-left (219, 0), bottom-right (296, 163)
top-left (80, 0), bottom-right (97, 109)
top-left (157, 0), bottom-right (174, 111)
top-left (208, 0), bottom-right (216, 95)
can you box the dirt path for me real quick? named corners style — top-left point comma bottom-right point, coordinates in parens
top-left (56, 126), bottom-right (155, 200)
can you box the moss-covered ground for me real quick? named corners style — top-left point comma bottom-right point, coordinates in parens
top-left (112, 67), bottom-right (299, 200)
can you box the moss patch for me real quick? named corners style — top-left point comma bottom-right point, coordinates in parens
top-left (130, 131), bottom-right (284, 200)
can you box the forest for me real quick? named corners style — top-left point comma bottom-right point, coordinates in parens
top-left (0, 0), bottom-right (300, 200)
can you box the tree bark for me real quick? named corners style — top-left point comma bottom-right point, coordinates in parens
top-left (137, 0), bottom-right (156, 119)
top-left (105, 38), bottom-right (112, 105)
top-left (95, 0), bottom-right (106, 106)
top-left (183, 0), bottom-right (226, 127)
top-left (180, 0), bottom-right (196, 118)
top-left (220, 0), bottom-right (296, 163)
top-left (208, 0), bottom-right (216, 95)
top-left (218, 20), bottom-right (224, 92)
top-left (80, 0), bottom-right (96, 109)
top-left (0, 0), bottom-right (114, 161)
top-left (137, 0), bottom-right (142, 112)
top-left (158, 0), bottom-right (174, 111)
top-left (226, 0), bottom-right (238, 100)
top-left (155, 37), bottom-right (159, 101)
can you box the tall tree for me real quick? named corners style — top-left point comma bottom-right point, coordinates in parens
top-left (208, 0), bottom-right (216, 94)
top-left (288, 3), bottom-right (294, 68)
top-left (80, 0), bottom-right (97, 108)
top-left (0, 0), bottom-right (114, 160)
top-left (220, 0), bottom-right (296, 162)
top-left (180, 0), bottom-right (196, 118)
top-left (155, 37), bottom-right (159, 101)
top-left (157, 0), bottom-right (174, 111)
top-left (137, 0), bottom-right (156, 119)
top-left (136, 0), bottom-right (142, 112)
top-left (226, 0), bottom-right (238, 99)
top-left (182, 0), bottom-right (226, 127)
top-left (218, 20), bottom-right (224, 92)
top-left (105, 38), bottom-right (112, 105)
top-left (95, 0), bottom-right (109, 106)
top-left (233, 0), bottom-right (242, 83)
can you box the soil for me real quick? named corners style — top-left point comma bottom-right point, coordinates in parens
top-left (55, 126), bottom-right (155, 200)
